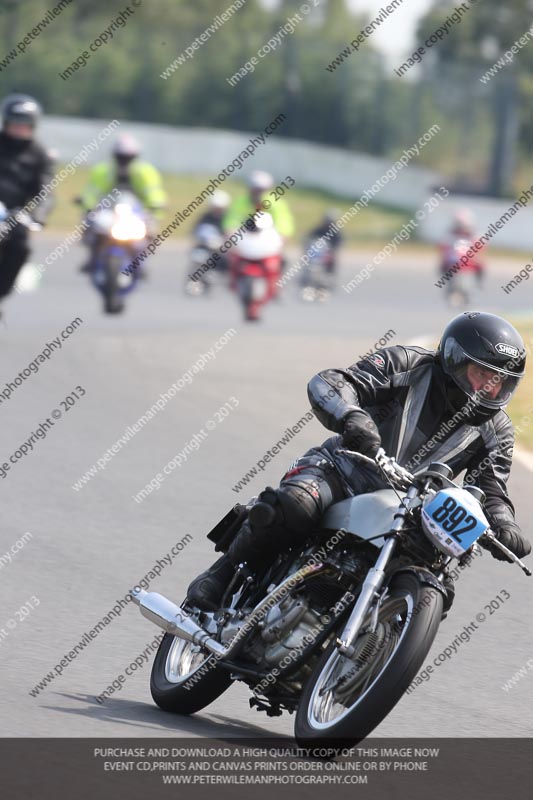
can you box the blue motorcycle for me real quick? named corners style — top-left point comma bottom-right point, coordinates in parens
top-left (87, 191), bottom-right (149, 314)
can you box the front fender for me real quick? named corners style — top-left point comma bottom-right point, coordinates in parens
top-left (389, 565), bottom-right (448, 599)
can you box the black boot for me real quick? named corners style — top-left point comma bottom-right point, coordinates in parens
top-left (186, 555), bottom-right (236, 611)
top-left (186, 507), bottom-right (283, 612)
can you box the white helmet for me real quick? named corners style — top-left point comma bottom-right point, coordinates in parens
top-left (209, 190), bottom-right (230, 210)
top-left (452, 208), bottom-right (475, 235)
top-left (113, 133), bottom-right (141, 160)
top-left (248, 170), bottom-right (274, 192)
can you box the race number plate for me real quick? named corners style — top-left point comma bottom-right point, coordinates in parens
top-left (421, 488), bottom-right (489, 558)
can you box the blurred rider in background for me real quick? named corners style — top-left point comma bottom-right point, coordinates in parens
top-left (0, 94), bottom-right (55, 313)
top-left (192, 190), bottom-right (231, 274)
top-left (195, 190), bottom-right (230, 234)
top-left (449, 209), bottom-right (476, 241)
top-left (81, 133), bottom-right (167, 214)
top-left (305, 208), bottom-right (343, 276)
top-left (223, 170), bottom-right (295, 241)
top-left (439, 208), bottom-right (485, 286)
top-left (79, 133), bottom-right (167, 273)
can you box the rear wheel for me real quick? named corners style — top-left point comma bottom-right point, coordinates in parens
top-left (294, 572), bottom-right (443, 748)
top-left (150, 633), bottom-right (232, 715)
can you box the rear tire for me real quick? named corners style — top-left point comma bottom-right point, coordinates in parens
top-left (294, 572), bottom-right (443, 749)
top-left (150, 633), bottom-right (232, 715)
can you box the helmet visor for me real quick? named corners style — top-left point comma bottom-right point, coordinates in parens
top-left (443, 338), bottom-right (522, 409)
top-left (5, 112), bottom-right (35, 126)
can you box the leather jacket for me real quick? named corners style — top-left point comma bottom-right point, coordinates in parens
top-left (308, 345), bottom-right (520, 533)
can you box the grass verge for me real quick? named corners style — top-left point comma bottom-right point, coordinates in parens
top-left (508, 320), bottom-right (533, 451)
top-left (47, 167), bottom-right (412, 243)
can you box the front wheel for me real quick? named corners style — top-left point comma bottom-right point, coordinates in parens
top-left (236, 274), bottom-right (261, 321)
top-left (150, 632), bottom-right (232, 715)
top-left (294, 572), bottom-right (443, 748)
top-left (103, 255), bottom-right (125, 313)
top-left (183, 275), bottom-right (209, 296)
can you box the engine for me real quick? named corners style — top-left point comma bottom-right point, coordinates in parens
top-left (219, 551), bottom-right (368, 674)
top-left (253, 595), bottom-right (325, 666)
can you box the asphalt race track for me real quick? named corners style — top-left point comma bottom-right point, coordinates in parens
top-left (1, 233), bottom-right (532, 737)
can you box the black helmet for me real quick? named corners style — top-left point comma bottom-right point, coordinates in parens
top-left (1, 93), bottom-right (41, 130)
top-left (438, 311), bottom-right (526, 414)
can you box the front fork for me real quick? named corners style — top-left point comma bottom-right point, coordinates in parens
top-left (336, 485), bottom-right (419, 657)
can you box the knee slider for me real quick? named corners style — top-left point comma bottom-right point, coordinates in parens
top-left (248, 486), bottom-right (281, 528)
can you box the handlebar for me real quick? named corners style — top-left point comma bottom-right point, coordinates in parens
top-left (334, 447), bottom-right (531, 576)
top-left (334, 447), bottom-right (415, 489)
top-left (482, 530), bottom-right (532, 577)
top-left (16, 210), bottom-right (42, 232)
top-left (334, 448), bottom-right (375, 466)
top-left (0, 208), bottom-right (42, 233)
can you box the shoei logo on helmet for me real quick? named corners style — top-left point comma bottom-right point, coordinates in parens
top-left (496, 343), bottom-right (519, 358)
top-left (12, 102), bottom-right (34, 113)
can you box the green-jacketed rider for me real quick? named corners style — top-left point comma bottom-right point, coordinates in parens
top-left (80, 133), bottom-right (167, 214)
top-left (79, 133), bottom-right (167, 273)
top-left (223, 170), bottom-right (294, 240)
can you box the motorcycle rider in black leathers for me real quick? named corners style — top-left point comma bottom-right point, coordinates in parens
top-left (195, 190), bottom-right (231, 234)
top-left (0, 94), bottom-right (54, 308)
top-left (188, 312), bottom-right (531, 611)
top-left (305, 209), bottom-right (343, 277)
top-left (192, 190), bottom-right (231, 274)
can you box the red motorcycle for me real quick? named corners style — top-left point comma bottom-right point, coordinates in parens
top-left (230, 213), bottom-right (283, 321)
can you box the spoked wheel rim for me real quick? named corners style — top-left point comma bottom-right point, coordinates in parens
top-left (164, 636), bottom-right (211, 685)
top-left (307, 592), bottom-right (414, 729)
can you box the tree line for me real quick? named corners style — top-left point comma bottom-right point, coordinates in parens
top-left (0, 0), bottom-right (530, 196)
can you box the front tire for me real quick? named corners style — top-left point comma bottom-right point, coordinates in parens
top-left (150, 633), bottom-right (232, 715)
top-left (294, 572), bottom-right (443, 748)
top-left (103, 256), bottom-right (124, 313)
top-left (184, 275), bottom-right (208, 296)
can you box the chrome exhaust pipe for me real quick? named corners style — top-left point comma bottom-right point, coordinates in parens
top-left (130, 560), bottom-right (325, 661)
top-left (130, 588), bottom-right (226, 657)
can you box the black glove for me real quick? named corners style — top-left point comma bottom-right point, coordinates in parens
top-left (482, 525), bottom-right (531, 562)
top-left (342, 409), bottom-right (382, 457)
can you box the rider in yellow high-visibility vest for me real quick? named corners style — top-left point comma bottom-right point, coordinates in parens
top-left (223, 170), bottom-right (294, 240)
top-left (79, 134), bottom-right (167, 274)
top-left (80, 133), bottom-right (167, 214)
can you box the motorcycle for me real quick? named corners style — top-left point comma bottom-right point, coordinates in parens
top-left (132, 448), bottom-right (530, 749)
top-left (184, 223), bottom-right (227, 297)
top-left (439, 238), bottom-right (483, 308)
top-left (87, 191), bottom-right (149, 314)
top-left (230, 212), bottom-right (283, 321)
top-left (300, 238), bottom-right (334, 303)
